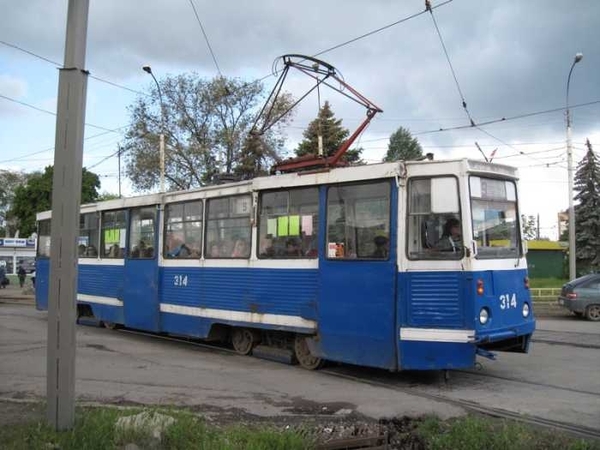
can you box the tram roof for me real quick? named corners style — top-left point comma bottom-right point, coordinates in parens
top-left (36, 158), bottom-right (518, 220)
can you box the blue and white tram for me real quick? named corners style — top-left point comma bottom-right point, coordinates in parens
top-left (35, 158), bottom-right (535, 371)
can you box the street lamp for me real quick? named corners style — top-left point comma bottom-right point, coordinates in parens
top-left (142, 65), bottom-right (165, 193)
top-left (566, 52), bottom-right (583, 280)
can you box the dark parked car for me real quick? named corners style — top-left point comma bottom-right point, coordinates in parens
top-left (558, 273), bottom-right (600, 321)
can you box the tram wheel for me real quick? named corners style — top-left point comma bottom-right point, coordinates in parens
top-left (585, 305), bottom-right (600, 322)
top-left (294, 335), bottom-right (323, 370)
top-left (231, 328), bottom-right (259, 355)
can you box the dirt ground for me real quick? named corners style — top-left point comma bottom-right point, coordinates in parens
top-left (0, 398), bottom-right (428, 449)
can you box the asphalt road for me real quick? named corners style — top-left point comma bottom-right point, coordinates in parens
top-left (0, 304), bottom-right (598, 430)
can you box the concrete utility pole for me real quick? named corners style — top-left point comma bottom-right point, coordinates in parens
top-left (46, 0), bottom-right (90, 430)
top-left (566, 52), bottom-right (583, 280)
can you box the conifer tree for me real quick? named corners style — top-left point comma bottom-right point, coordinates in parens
top-left (295, 101), bottom-right (362, 164)
top-left (383, 126), bottom-right (423, 162)
top-left (574, 139), bottom-right (600, 272)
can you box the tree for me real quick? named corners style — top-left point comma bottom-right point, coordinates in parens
top-left (521, 214), bottom-right (538, 241)
top-left (383, 126), bottom-right (423, 162)
top-left (7, 166), bottom-right (101, 237)
top-left (295, 101), bottom-right (362, 164)
top-left (573, 139), bottom-right (600, 272)
top-left (123, 75), bottom-right (293, 191)
top-left (0, 170), bottom-right (30, 236)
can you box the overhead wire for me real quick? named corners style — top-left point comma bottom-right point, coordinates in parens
top-left (0, 127), bottom-right (128, 164)
top-left (0, 39), bottom-right (146, 96)
top-left (425, 0), bottom-right (474, 126)
top-left (258, 0), bottom-right (453, 82)
top-left (0, 93), bottom-right (120, 133)
top-left (187, 0), bottom-right (223, 76)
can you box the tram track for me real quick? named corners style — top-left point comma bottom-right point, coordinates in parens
top-left (110, 326), bottom-right (600, 441)
top-left (320, 368), bottom-right (600, 441)
top-left (454, 368), bottom-right (600, 398)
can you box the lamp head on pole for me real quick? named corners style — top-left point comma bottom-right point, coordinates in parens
top-left (574, 53), bottom-right (583, 64)
top-left (142, 65), bottom-right (153, 74)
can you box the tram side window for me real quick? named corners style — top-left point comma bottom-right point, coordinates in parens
top-left (407, 177), bottom-right (462, 260)
top-left (78, 213), bottom-right (99, 257)
top-left (37, 219), bottom-right (52, 258)
top-left (258, 187), bottom-right (319, 259)
top-left (130, 207), bottom-right (156, 259)
top-left (101, 210), bottom-right (127, 258)
top-left (164, 200), bottom-right (202, 258)
top-left (326, 181), bottom-right (391, 260)
top-left (205, 195), bottom-right (251, 259)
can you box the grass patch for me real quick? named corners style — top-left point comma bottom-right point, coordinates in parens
top-left (1, 405), bottom-right (598, 450)
top-left (529, 278), bottom-right (568, 289)
top-left (0, 406), bottom-right (311, 450)
top-left (416, 415), bottom-right (599, 450)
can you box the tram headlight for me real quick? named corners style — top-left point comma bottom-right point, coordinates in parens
top-left (479, 307), bottom-right (490, 325)
top-left (522, 302), bottom-right (530, 318)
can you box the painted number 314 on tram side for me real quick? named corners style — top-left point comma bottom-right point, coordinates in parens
top-left (35, 158), bottom-right (535, 371)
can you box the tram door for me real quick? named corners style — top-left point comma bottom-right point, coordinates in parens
top-left (124, 206), bottom-right (160, 332)
top-left (317, 180), bottom-right (398, 370)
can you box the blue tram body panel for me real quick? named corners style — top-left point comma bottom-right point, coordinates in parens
top-left (397, 268), bottom-right (535, 370)
top-left (159, 267), bottom-right (319, 337)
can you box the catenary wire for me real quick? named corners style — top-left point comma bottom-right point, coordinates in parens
top-left (259, 0), bottom-right (453, 82)
top-left (187, 0), bottom-right (223, 76)
top-left (0, 39), bottom-right (146, 96)
top-left (0, 93), bottom-right (120, 133)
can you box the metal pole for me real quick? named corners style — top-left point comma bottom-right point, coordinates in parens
top-left (47, 0), bottom-right (89, 430)
top-left (142, 66), bottom-right (166, 192)
top-left (159, 132), bottom-right (165, 193)
top-left (118, 145), bottom-right (122, 198)
top-left (566, 53), bottom-right (582, 280)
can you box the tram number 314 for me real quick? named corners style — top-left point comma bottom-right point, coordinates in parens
top-left (173, 275), bottom-right (188, 287)
top-left (499, 293), bottom-right (517, 310)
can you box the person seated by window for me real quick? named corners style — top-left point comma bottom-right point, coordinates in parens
top-left (108, 243), bottom-right (121, 258)
top-left (259, 237), bottom-right (275, 258)
top-left (285, 238), bottom-right (303, 257)
top-left (85, 245), bottom-right (98, 257)
top-left (78, 244), bottom-right (86, 256)
top-left (207, 241), bottom-right (221, 258)
top-left (131, 240), bottom-right (146, 259)
top-left (372, 235), bottom-right (389, 259)
top-left (231, 239), bottom-right (249, 258)
top-left (167, 238), bottom-right (190, 258)
top-left (143, 246), bottom-right (154, 258)
top-left (437, 218), bottom-right (462, 253)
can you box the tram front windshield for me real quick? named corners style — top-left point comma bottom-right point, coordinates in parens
top-left (470, 176), bottom-right (520, 259)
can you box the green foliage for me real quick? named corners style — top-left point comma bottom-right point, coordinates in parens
top-left (574, 139), bottom-right (600, 272)
top-left (383, 126), bottom-right (423, 162)
top-left (528, 277), bottom-right (568, 289)
top-left (295, 101), bottom-right (362, 164)
top-left (6, 166), bottom-right (100, 237)
top-left (96, 192), bottom-right (121, 202)
top-left (0, 170), bottom-right (31, 236)
top-left (0, 406), bottom-right (311, 450)
top-left (417, 415), bottom-right (599, 450)
top-left (123, 75), bottom-right (293, 191)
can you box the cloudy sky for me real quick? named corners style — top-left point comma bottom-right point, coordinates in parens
top-left (1, 0), bottom-right (599, 239)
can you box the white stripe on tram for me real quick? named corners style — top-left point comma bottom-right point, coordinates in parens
top-left (77, 294), bottom-right (123, 307)
top-left (400, 328), bottom-right (475, 343)
top-left (159, 303), bottom-right (317, 330)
